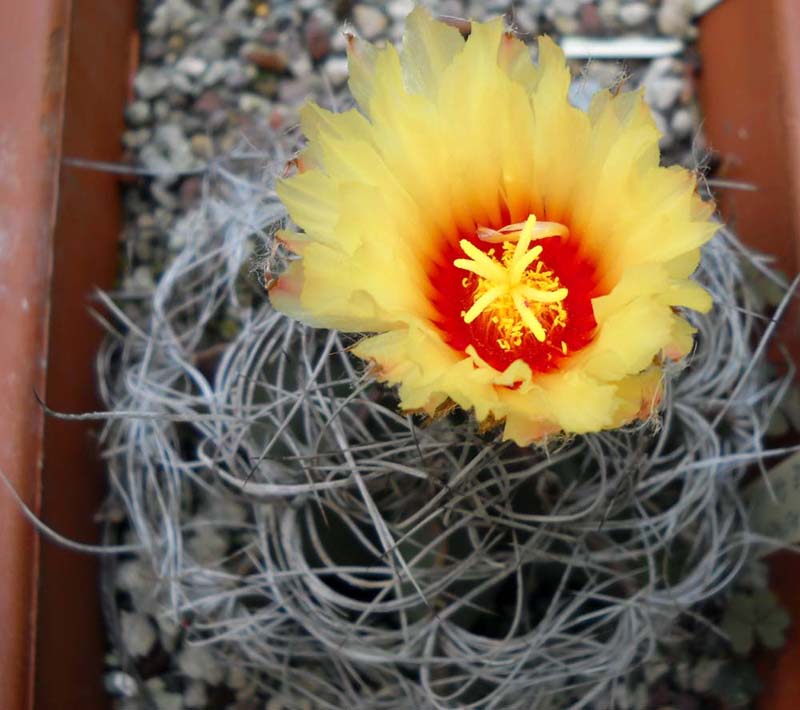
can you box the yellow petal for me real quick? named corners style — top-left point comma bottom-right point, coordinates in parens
top-left (401, 6), bottom-right (465, 98)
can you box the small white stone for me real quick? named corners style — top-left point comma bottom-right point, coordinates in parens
top-left (227, 664), bottom-right (249, 690)
top-left (154, 123), bottom-right (195, 172)
top-left (643, 659), bottom-right (669, 684)
top-left (148, 0), bottom-right (199, 35)
top-left (694, 0), bottom-right (723, 13)
top-left (289, 52), bottom-right (312, 79)
top-left (152, 691), bottom-right (183, 710)
top-left (238, 93), bottom-right (272, 114)
top-left (619, 2), bottom-right (651, 26)
top-left (125, 101), bottom-right (151, 126)
top-left (552, 14), bottom-right (581, 35)
top-left (671, 107), bottom-right (695, 138)
top-left (155, 612), bottom-right (181, 653)
top-left (104, 671), bottom-right (138, 698)
top-left (176, 56), bottom-right (207, 78)
top-left (322, 55), bottom-right (350, 87)
top-left (691, 658), bottom-right (723, 693)
top-left (658, 0), bottom-right (693, 36)
top-left (223, 0), bottom-right (249, 23)
top-left (331, 30), bottom-right (349, 53)
top-left (437, 0), bottom-right (464, 15)
top-left (644, 56), bottom-right (681, 82)
top-left (130, 266), bottom-right (156, 291)
top-left (551, 0), bottom-right (580, 14)
top-left (184, 681), bottom-right (207, 708)
top-left (121, 612), bottom-right (158, 657)
top-left (353, 5), bottom-right (388, 39)
top-left (599, 0), bottom-right (620, 25)
top-left (510, 7), bottom-right (538, 34)
top-left (202, 60), bottom-right (229, 87)
top-left (122, 128), bottom-right (151, 150)
top-left (187, 527), bottom-right (228, 564)
top-left (134, 67), bottom-right (170, 100)
top-left (205, 494), bottom-right (249, 524)
top-left (387, 0), bottom-right (414, 19)
top-left (178, 645), bottom-right (225, 685)
top-left (645, 76), bottom-right (685, 111)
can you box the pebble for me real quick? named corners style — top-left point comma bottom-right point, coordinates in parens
top-left (155, 612), bottom-right (181, 653)
top-left (190, 133), bottom-right (213, 159)
top-left (511, 6), bottom-right (538, 34)
top-left (598, 0), bottom-right (621, 27)
top-left (322, 55), bottom-right (349, 87)
top-left (178, 646), bottom-right (225, 685)
top-left (193, 36), bottom-right (226, 62)
top-left (104, 671), bottom-right (139, 698)
top-left (192, 90), bottom-right (225, 115)
top-left (290, 51), bottom-right (313, 79)
top-left (148, 0), bottom-right (199, 36)
top-left (134, 66), bottom-right (170, 100)
top-left (223, 0), bottom-right (248, 24)
top-left (184, 681), bottom-right (208, 708)
top-left (224, 63), bottom-right (257, 90)
top-left (658, 0), bottom-right (693, 37)
top-left (578, 4), bottom-right (603, 34)
top-left (552, 14), bottom-right (581, 35)
top-left (179, 176), bottom-right (203, 208)
top-left (330, 29), bottom-right (349, 53)
top-left (645, 76), bottom-right (685, 111)
top-left (187, 527), bottom-right (228, 563)
top-left (227, 665), bottom-right (250, 691)
top-left (169, 70), bottom-right (198, 96)
top-left (154, 123), bottom-right (196, 171)
top-left (353, 4), bottom-right (388, 40)
top-left (120, 612), bottom-right (158, 657)
top-left (126, 100), bottom-right (152, 126)
top-left (305, 10), bottom-right (334, 61)
top-left (122, 128), bottom-right (152, 149)
top-left (550, 0), bottom-right (580, 16)
top-left (130, 265), bottom-right (157, 290)
top-left (115, 558), bottom-right (153, 594)
top-left (241, 43), bottom-right (289, 72)
top-left (152, 179), bottom-right (180, 208)
top-left (176, 55), bottom-right (208, 78)
top-left (387, 0), bottom-right (414, 20)
top-left (671, 107), bottom-right (695, 138)
top-left (619, 2), bottom-right (652, 27)
top-left (153, 99), bottom-right (170, 121)
top-left (238, 93), bottom-right (273, 114)
top-left (202, 59), bottom-right (231, 87)
top-left (151, 691), bottom-right (183, 710)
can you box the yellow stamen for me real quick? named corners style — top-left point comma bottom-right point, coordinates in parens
top-left (463, 285), bottom-right (506, 324)
top-left (453, 214), bottom-right (570, 349)
top-left (513, 292), bottom-right (547, 342)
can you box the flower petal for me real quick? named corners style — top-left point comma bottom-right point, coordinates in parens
top-left (401, 7), bottom-right (465, 99)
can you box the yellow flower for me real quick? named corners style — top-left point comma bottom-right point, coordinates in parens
top-left (270, 8), bottom-right (717, 445)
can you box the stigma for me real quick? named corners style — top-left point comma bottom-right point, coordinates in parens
top-left (453, 215), bottom-right (569, 345)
